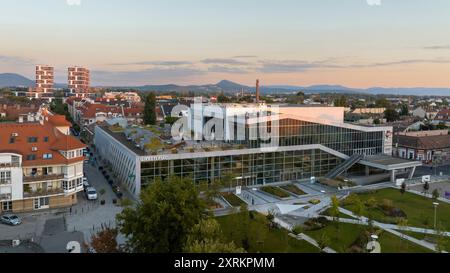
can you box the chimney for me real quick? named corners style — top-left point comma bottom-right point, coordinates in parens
top-left (256, 79), bottom-right (260, 103)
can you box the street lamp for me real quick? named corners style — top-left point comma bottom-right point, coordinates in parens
top-left (433, 202), bottom-right (439, 230)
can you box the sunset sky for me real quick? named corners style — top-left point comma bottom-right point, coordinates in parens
top-left (1, 0), bottom-right (450, 87)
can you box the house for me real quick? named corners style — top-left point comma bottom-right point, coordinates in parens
top-left (393, 130), bottom-right (450, 163)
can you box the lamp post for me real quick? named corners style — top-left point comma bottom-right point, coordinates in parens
top-left (433, 202), bottom-right (439, 230)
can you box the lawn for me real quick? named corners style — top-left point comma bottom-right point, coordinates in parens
top-left (280, 184), bottom-right (307, 196)
top-left (260, 186), bottom-right (291, 198)
top-left (321, 208), bottom-right (355, 219)
top-left (216, 214), bottom-right (320, 253)
top-left (342, 188), bottom-right (450, 230)
top-left (401, 230), bottom-right (450, 252)
top-left (221, 193), bottom-right (246, 207)
top-left (303, 221), bottom-right (431, 253)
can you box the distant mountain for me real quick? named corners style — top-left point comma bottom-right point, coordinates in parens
top-left (2, 73), bottom-right (450, 96)
top-left (0, 73), bottom-right (34, 88)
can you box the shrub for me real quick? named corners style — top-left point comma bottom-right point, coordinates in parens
top-left (291, 225), bottom-right (303, 235)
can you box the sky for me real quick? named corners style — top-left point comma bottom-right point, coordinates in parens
top-left (1, 0), bottom-right (450, 88)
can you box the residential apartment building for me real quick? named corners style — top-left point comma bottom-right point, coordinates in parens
top-left (103, 92), bottom-right (142, 103)
top-left (68, 66), bottom-right (90, 96)
top-left (0, 115), bottom-right (85, 213)
top-left (35, 65), bottom-right (54, 94)
top-left (67, 97), bottom-right (144, 127)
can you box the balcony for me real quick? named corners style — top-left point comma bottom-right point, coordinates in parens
top-left (0, 193), bottom-right (12, 201)
top-left (0, 179), bottom-right (11, 186)
top-left (23, 174), bottom-right (65, 183)
top-left (23, 188), bottom-right (65, 198)
top-left (0, 162), bottom-right (21, 168)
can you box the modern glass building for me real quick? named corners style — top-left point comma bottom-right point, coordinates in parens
top-left (94, 104), bottom-right (419, 198)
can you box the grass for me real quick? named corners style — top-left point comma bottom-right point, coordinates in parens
top-left (303, 222), bottom-right (432, 253)
top-left (260, 186), bottom-right (290, 198)
top-left (280, 184), bottom-right (307, 196)
top-left (217, 213), bottom-right (320, 253)
top-left (321, 208), bottom-right (355, 219)
top-left (342, 188), bottom-right (450, 230)
top-left (401, 230), bottom-right (450, 252)
top-left (221, 193), bottom-right (246, 207)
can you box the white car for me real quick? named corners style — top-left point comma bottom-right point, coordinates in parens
top-left (85, 187), bottom-right (98, 200)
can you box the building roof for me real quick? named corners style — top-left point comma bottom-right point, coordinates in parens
top-left (395, 134), bottom-right (450, 150)
top-left (47, 115), bottom-right (72, 127)
top-left (0, 121), bottom-right (85, 167)
top-left (435, 109), bottom-right (450, 121)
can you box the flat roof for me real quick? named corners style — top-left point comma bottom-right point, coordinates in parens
top-left (98, 125), bottom-right (146, 156)
top-left (361, 155), bottom-right (422, 170)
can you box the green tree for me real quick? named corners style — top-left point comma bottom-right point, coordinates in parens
top-left (184, 218), bottom-right (244, 253)
top-left (330, 195), bottom-right (340, 229)
top-left (354, 198), bottom-right (366, 223)
top-left (432, 189), bottom-right (440, 200)
top-left (400, 182), bottom-right (406, 195)
top-left (334, 95), bottom-right (348, 107)
top-left (217, 93), bottom-right (231, 103)
top-left (116, 176), bottom-right (206, 253)
top-left (144, 92), bottom-right (157, 125)
top-left (423, 182), bottom-right (430, 195)
top-left (400, 104), bottom-right (409, 116)
top-left (384, 108), bottom-right (400, 122)
top-left (375, 98), bottom-right (391, 108)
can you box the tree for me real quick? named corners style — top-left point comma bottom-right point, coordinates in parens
top-left (396, 218), bottom-right (409, 251)
top-left (334, 95), bottom-right (348, 107)
top-left (90, 226), bottom-right (120, 253)
top-left (400, 104), bottom-right (409, 116)
top-left (354, 198), bottom-right (366, 223)
top-left (375, 98), bottom-right (391, 108)
top-left (423, 182), bottom-right (430, 195)
top-left (144, 92), bottom-right (157, 125)
top-left (317, 232), bottom-right (331, 252)
top-left (116, 176), bottom-right (206, 253)
top-left (432, 189), bottom-right (440, 200)
top-left (217, 93), bottom-right (231, 103)
top-left (184, 218), bottom-right (244, 253)
top-left (329, 195), bottom-right (340, 229)
top-left (400, 182), bottom-right (406, 195)
top-left (384, 108), bottom-right (400, 122)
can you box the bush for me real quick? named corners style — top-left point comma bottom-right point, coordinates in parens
top-left (260, 186), bottom-right (290, 198)
top-left (292, 225), bottom-right (303, 235)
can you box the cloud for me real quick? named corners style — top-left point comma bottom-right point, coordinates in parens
top-left (349, 58), bottom-right (450, 68)
top-left (0, 55), bottom-right (34, 65)
top-left (233, 55), bottom-right (258, 59)
top-left (207, 66), bottom-right (249, 74)
top-left (92, 67), bottom-right (206, 86)
top-left (111, 61), bottom-right (192, 66)
top-left (66, 0), bottom-right (81, 6)
top-left (366, 0), bottom-right (381, 6)
top-left (202, 58), bottom-right (249, 65)
top-left (257, 60), bottom-right (340, 73)
top-left (423, 45), bottom-right (450, 50)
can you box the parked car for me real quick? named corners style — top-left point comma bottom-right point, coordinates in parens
top-left (1, 214), bottom-right (22, 226)
top-left (85, 187), bottom-right (98, 200)
top-left (108, 180), bottom-right (114, 185)
top-left (98, 166), bottom-right (104, 171)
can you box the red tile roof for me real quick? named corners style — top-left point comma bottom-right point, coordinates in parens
top-left (0, 120), bottom-right (85, 167)
top-left (47, 115), bottom-right (72, 127)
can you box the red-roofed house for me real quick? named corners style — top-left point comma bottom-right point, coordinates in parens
top-left (0, 116), bottom-right (86, 213)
